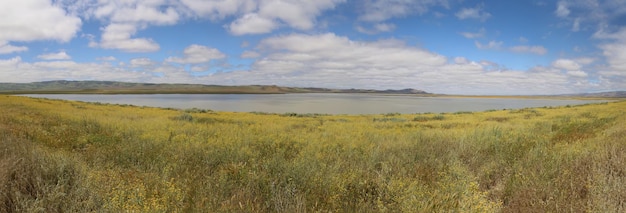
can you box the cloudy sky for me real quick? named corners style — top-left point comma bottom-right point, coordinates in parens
top-left (1, 0), bottom-right (625, 95)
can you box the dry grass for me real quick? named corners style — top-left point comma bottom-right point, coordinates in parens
top-left (1, 95), bottom-right (624, 212)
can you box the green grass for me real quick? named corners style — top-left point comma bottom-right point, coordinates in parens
top-left (1, 95), bottom-right (625, 212)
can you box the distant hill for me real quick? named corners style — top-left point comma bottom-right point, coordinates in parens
top-left (0, 80), bottom-right (430, 95)
top-left (560, 91), bottom-right (626, 98)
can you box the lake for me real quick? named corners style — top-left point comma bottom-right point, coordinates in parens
top-left (21, 94), bottom-right (609, 114)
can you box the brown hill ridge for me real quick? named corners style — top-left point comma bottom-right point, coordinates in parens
top-left (0, 80), bottom-right (430, 95)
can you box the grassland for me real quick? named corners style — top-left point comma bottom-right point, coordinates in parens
top-left (1, 95), bottom-right (625, 212)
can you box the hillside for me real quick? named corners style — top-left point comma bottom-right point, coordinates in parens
top-left (0, 80), bottom-right (430, 95)
top-left (564, 91), bottom-right (626, 98)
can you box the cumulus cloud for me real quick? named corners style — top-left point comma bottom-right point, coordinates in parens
top-left (551, 58), bottom-right (591, 78)
top-left (594, 27), bottom-right (626, 73)
top-left (552, 59), bottom-right (582, 71)
top-left (88, 0), bottom-right (181, 52)
top-left (97, 56), bottom-right (117, 61)
top-left (454, 57), bottom-right (470, 64)
top-left (217, 0), bottom-right (345, 35)
top-left (96, 23), bottom-right (160, 52)
top-left (37, 51), bottom-right (72, 60)
top-left (179, 0), bottom-right (257, 20)
top-left (166, 44), bottom-right (226, 64)
top-left (574, 57), bottom-right (595, 65)
top-left (0, 57), bottom-right (154, 83)
top-left (599, 42), bottom-right (626, 72)
top-left (241, 51), bottom-right (261, 59)
top-left (107, 5), bottom-right (179, 24)
top-left (456, 6), bottom-right (491, 21)
top-left (0, 42), bottom-right (28, 54)
top-left (0, 0), bottom-right (81, 43)
top-left (130, 58), bottom-right (155, 67)
top-left (0, 56), bottom-right (21, 68)
top-left (358, 0), bottom-right (449, 22)
top-left (228, 13), bottom-right (278, 35)
top-left (567, 70), bottom-right (588, 77)
top-left (510, 45), bottom-right (548, 55)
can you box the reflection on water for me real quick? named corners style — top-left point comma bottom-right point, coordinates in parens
top-left (21, 94), bottom-right (608, 114)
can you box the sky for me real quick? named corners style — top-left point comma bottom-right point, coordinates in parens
top-left (1, 0), bottom-right (626, 95)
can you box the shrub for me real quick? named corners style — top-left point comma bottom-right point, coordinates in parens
top-left (173, 113), bottom-right (193, 121)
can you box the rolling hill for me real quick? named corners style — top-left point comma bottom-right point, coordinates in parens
top-left (0, 80), bottom-right (430, 95)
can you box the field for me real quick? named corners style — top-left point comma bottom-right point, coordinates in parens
top-left (1, 95), bottom-right (625, 212)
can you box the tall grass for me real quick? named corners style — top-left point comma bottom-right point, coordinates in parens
top-left (1, 95), bottom-right (625, 212)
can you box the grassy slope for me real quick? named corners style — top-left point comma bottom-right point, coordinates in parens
top-left (1, 95), bottom-right (625, 212)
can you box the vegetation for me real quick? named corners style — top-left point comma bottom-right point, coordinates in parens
top-left (1, 95), bottom-right (625, 212)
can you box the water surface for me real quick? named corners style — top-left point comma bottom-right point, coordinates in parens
top-left (22, 94), bottom-right (608, 114)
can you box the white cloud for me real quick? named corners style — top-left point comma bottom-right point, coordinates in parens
top-left (88, 0), bottom-right (182, 52)
top-left (551, 58), bottom-right (588, 78)
top-left (567, 70), bottom-right (588, 77)
top-left (456, 6), bottom-right (491, 21)
top-left (475, 40), bottom-right (503, 50)
top-left (218, 0), bottom-right (345, 35)
top-left (594, 28), bottom-right (626, 72)
top-left (97, 23), bottom-right (160, 52)
top-left (241, 51), bottom-right (261, 59)
top-left (554, 0), bottom-right (626, 33)
top-left (555, 1), bottom-right (570, 17)
top-left (356, 23), bottom-right (396, 34)
top-left (552, 59), bottom-right (582, 71)
top-left (257, 0), bottom-right (342, 30)
top-left (190, 65), bottom-right (208, 72)
top-left (0, 0), bottom-right (81, 43)
top-left (97, 56), bottom-right (117, 61)
top-left (0, 56), bottom-right (21, 68)
top-left (0, 57), bottom-right (155, 83)
top-left (599, 42), bottom-right (626, 71)
top-left (454, 57), bottom-right (470, 64)
top-left (374, 23), bottom-right (396, 32)
top-left (476, 41), bottom-right (547, 55)
top-left (179, 0), bottom-right (257, 20)
top-left (575, 57), bottom-right (595, 65)
top-left (0, 42), bottom-right (28, 54)
top-left (510, 45), bottom-right (548, 55)
top-left (109, 5), bottom-right (179, 25)
top-left (589, 27), bottom-right (626, 82)
top-left (92, 0), bottom-right (179, 25)
top-left (130, 58), bottom-right (155, 67)
top-left (37, 51), bottom-right (72, 60)
top-left (358, 0), bottom-right (449, 22)
top-left (228, 13), bottom-right (278, 35)
top-left (459, 28), bottom-right (485, 39)
top-left (166, 44), bottom-right (226, 64)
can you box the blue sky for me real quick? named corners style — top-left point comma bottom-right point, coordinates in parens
top-left (1, 0), bottom-right (625, 95)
